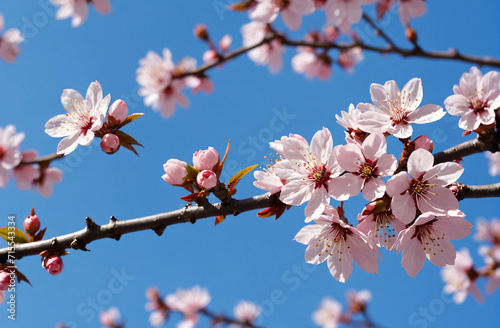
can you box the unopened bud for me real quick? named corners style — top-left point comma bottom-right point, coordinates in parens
top-left (193, 147), bottom-right (219, 171)
top-left (219, 35), bottom-right (232, 52)
top-left (203, 49), bottom-right (218, 63)
top-left (324, 25), bottom-right (339, 42)
top-left (43, 255), bottom-right (64, 275)
top-left (24, 208), bottom-right (40, 235)
top-left (108, 99), bottom-right (128, 124)
top-left (0, 271), bottom-right (10, 291)
top-left (194, 24), bottom-right (209, 41)
top-left (197, 170), bottom-right (218, 189)
top-left (406, 27), bottom-right (417, 43)
top-left (100, 133), bottom-right (121, 154)
top-left (162, 159), bottom-right (188, 186)
top-left (412, 135), bottom-right (433, 152)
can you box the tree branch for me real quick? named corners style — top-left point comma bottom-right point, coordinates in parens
top-left (433, 136), bottom-right (497, 164)
top-left (461, 183), bottom-right (500, 200)
top-left (0, 193), bottom-right (272, 262)
top-left (21, 152), bottom-right (64, 166)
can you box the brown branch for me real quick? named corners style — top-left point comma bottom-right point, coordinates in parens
top-left (362, 13), bottom-right (397, 49)
top-left (0, 193), bottom-right (272, 262)
top-left (460, 183), bottom-right (500, 200)
top-left (433, 136), bottom-right (497, 164)
top-left (21, 152), bottom-right (64, 166)
top-left (201, 308), bottom-right (260, 328)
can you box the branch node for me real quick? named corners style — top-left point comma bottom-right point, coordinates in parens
top-left (70, 238), bottom-right (90, 252)
top-left (51, 237), bottom-right (58, 245)
top-left (85, 217), bottom-right (99, 230)
top-left (153, 227), bottom-right (166, 236)
top-left (109, 216), bottom-right (118, 223)
top-left (107, 216), bottom-right (121, 241)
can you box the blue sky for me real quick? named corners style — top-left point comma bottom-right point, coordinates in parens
top-left (0, 0), bottom-right (499, 327)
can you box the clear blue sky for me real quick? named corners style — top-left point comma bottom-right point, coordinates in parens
top-left (1, 1), bottom-right (499, 327)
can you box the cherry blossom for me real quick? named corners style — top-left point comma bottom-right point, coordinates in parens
top-left (45, 81), bottom-right (111, 155)
top-left (444, 67), bottom-right (500, 131)
top-left (162, 159), bottom-right (188, 186)
top-left (273, 127), bottom-right (343, 222)
top-left (0, 271), bottom-right (9, 291)
top-left (386, 149), bottom-right (463, 224)
top-left (178, 57), bottom-right (215, 95)
top-left (249, 0), bottom-right (315, 31)
top-left (483, 247), bottom-right (500, 294)
top-left (346, 289), bottom-right (371, 314)
top-left (335, 103), bottom-right (370, 144)
top-left (357, 78), bottom-right (445, 138)
top-left (312, 297), bottom-right (344, 328)
top-left (43, 255), bottom-right (64, 275)
top-left (0, 125), bottom-right (25, 187)
top-left (145, 287), bottom-right (170, 327)
top-left (441, 248), bottom-right (484, 304)
top-left (474, 218), bottom-right (500, 244)
top-left (50, 0), bottom-right (111, 27)
top-left (377, 0), bottom-right (427, 26)
top-left (330, 133), bottom-right (397, 201)
top-left (295, 206), bottom-right (380, 282)
top-left (269, 133), bottom-right (308, 158)
top-left (197, 170), bottom-right (218, 189)
top-left (253, 165), bottom-right (285, 195)
top-left (231, 301), bottom-right (262, 328)
top-left (356, 197), bottom-right (405, 250)
top-left (324, 0), bottom-right (377, 33)
top-left (193, 147), bottom-right (219, 171)
top-left (100, 307), bottom-right (122, 328)
top-left (165, 286), bottom-right (211, 328)
top-left (338, 47), bottom-right (363, 73)
top-left (396, 211), bottom-right (472, 277)
top-left (137, 49), bottom-right (189, 118)
top-left (291, 48), bottom-right (332, 80)
top-left (242, 22), bottom-right (285, 73)
top-left (485, 152), bottom-right (500, 176)
top-left (0, 14), bottom-right (24, 63)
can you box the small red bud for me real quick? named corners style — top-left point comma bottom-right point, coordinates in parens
top-left (24, 208), bottom-right (41, 235)
top-left (43, 255), bottom-right (64, 275)
top-left (194, 24), bottom-right (209, 41)
top-left (108, 100), bottom-right (128, 124)
top-left (0, 271), bottom-right (10, 291)
top-left (100, 133), bottom-right (121, 154)
top-left (406, 27), bottom-right (418, 43)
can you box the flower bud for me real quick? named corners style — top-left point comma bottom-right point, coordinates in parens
top-left (412, 135), bottom-right (433, 152)
top-left (219, 35), bottom-right (232, 52)
top-left (203, 49), bottom-right (218, 63)
top-left (406, 27), bottom-right (418, 43)
top-left (197, 170), bottom-right (218, 189)
top-left (108, 99), bottom-right (128, 124)
top-left (100, 133), bottom-right (121, 154)
top-left (324, 25), bottom-right (339, 42)
top-left (194, 24), bottom-right (209, 41)
top-left (0, 271), bottom-right (10, 291)
top-left (162, 159), bottom-right (188, 186)
top-left (43, 255), bottom-right (63, 275)
top-left (24, 210), bottom-right (40, 235)
top-left (193, 147), bottom-right (219, 171)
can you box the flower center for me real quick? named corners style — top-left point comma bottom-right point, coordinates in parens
top-left (470, 90), bottom-right (488, 113)
top-left (309, 164), bottom-right (331, 190)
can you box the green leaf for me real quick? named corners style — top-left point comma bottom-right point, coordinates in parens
top-left (227, 164), bottom-right (258, 196)
top-left (0, 227), bottom-right (29, 244)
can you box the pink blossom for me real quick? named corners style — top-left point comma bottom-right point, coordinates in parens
top-left (203, 49), bottom-right (218, 63)
top-left (330, 133), bottom-right (397, 201)
top-left (474, 218), bottom-right (500, 244)
top-left (325, 0), bottom-right (377, 34)
top-left (397, 0), bottom-right (426, 26)
top-left (242, 22), bottom-right (285, 73)
top-left (273, 128), bottom-right (343, 222)
top-left (43, 255), bottom-right (64, 275)
top-left (45, 81), bottom-right (111, 155)
top-left (356, 197), bottom-right (405, 250)
top-left (346, 289), bottom-right (371, 314)
top-left (444, 67), bottom-right (500, 131)
top-left (483, 247), bottom-right (500, 294)
top-left (0, 271), bottom-right (10, 291)
top-left (165, 286), bottom-right (211, 328)
top-left (357, 78), bottom-right (445, 138)
top-left (219, 35), bottom-right (232, 52)
top-left (312, 297), bottom-right (343, 328)
top-left (295, 206), bottom-right (380, 282)
top-left (485, 152), bottom-right (500, 176)
top-left (100, 133), bottom-right (120, 154)
top-left (441, 248), bottom-right (484, 303)
top-left (162, 159), bottom-right (188, 186)
top-left (338, 47), bottom-right (363, 73)
top-left (193, 147), bottom-right (219, 171)
top-left (0, 125), bottom-right (24, 187)
top-left (24, 212), bottom-right (41, 235)
top-left (197, 170), bottom-right (218, 189)
top-left (412, 135), bottom-right (433, 152)
top-left (178, 57), bottom-right (215, 95)
top-left (291, 48), bottom-right (332, 80)
top-left (100, 307), bottom-right (122, 327)
top-left (137, 49), bottom-right (189, 118)
top-left (50, 0), bottom-right (111, 27)
top-left (108, 100), bottom-right (128, 124)
top-left (386, 149), bottom-right (463, 224)
top-left (0, 14), bottom-right (24, 63)
top-left (36, 167), bottom-right (63, 197)
top-left (145, 287), bottom-right (170, 327)
top-left (397, 211), bottom-right (472, 277)
top-left (249, 0), bottom-right (315, 31)
top-left (253, 165), bottom-right (285, 195)
top-left (231, 301), bottom-right (262, 327)
top-left (13, 150), bottom-right (40, 190)
top-left (335, 103), bottom-right (370, 144)
top-left (269, 133), bottom-right (308, 158)
top-left (0, 291), bottom-right (4, 305)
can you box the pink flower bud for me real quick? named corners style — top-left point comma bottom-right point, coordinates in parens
top-left (24, 212), bottom-right (40, 235)
top-left (412, 135), bottom-right (434, 152)
top-left (193, 147), bottom-right (219, 171)
top-left (219, 35), bottom-right (232, 52)
top-left (100, 133), bottom-right (121, 154)
top-left (43, 255), bottom-right (63, 275)
top-left (108, 99), bottom-right (128, 124)
top-left (0, 271), bottom-right (10, 291)
top-left (162, 159), bottom-right (188, 186)
top-left (197, 170), bottom-right (218, 189)
top-left (324, 25), bottom-right (339, 42)
top-left (203, 49), bottom-right (218, 63)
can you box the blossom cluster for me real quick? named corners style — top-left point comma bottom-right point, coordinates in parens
top-left (253, 75), bottom-right (476, 282)
top-left (441, 218), bottom-right (500, 304)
